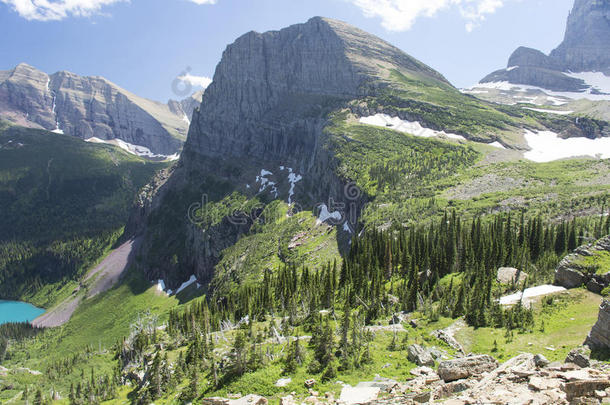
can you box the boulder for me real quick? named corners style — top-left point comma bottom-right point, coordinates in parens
top-left (339, 386), bottom-right (380, 405)
top-left (202, 398), bottom-right (230, 405)
top-left (230, 395), bottom-right (268, 405)
top-left (563, 380), bottom-right (610, 402)
top-left (565, 347), bottom-right (591, 368)
top-left (497, 267), bottom-right (528, 285)
top-left (585, 299), bottom-right (610, 350)
top-left (304, 379), bottom-right (316, 388)
top-left (534, 353), bottom-right (550, 368)
top-left (587, 279), bottom-right (605, 294)
top-left (555, 264), bottom-right (587, 289)
top-left (275, 378), bottom-right (291, 387)
top-left (437, 355), bottom-right (499, 382)
top-left (408, 344), bottom-right (435, 367)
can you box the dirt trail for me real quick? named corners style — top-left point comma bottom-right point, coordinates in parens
top-left (32, 238), bottom-right (140, 328)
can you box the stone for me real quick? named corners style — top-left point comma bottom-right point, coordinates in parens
top-left (437, 354), bottom-right (499, 382)
top-left (304, 379), bottom-right (316, 388)
top-left (410, 366), bottom-right (435, 377)
top-left (563, 380), bottom-right (610, 401)
top-left (412, 391), bottom-right (431, 403)
top-left (534, 354), bottom-right (550, 368)
top-left (202, 398), bottom-right (230, 405)
top-left (408, 344), bottom-right (435, 367)
top-left (555, 265), bottom-right (588, 289)
top-left (229, 395), bottom-right (268, 405)
top-left (275, 378), bottom-right (292, 387)
top-left (279, 395), bottom-right (296, 405)
top-left (409, 319), bottom-right (419, 329)
top-left (432, 380), bottom-right (472, 400)
top-left (497, 267), bottom-right (528, 285)
top-left (339, 386), bottom-right (380, 405)
top-left (587, 279), bottom-right (605, 294)
top-left (566, 347), bottom-right (592, 368)
top-left (586, 300), bottom-right (610, 350)
top-left (528, 376), bottom-right (563, 391)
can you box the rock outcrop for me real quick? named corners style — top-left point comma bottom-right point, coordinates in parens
top-left (479, 0), bottom-right (610, 93)
top-left (0, 63), bottom-right (190, 155)
top-left (554, 235), bottom-right (610, 293)
top-left (586, 299), bottom-right (610, 350)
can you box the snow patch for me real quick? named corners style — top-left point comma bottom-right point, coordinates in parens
top-left (156, 280), bottom-right (167, 294)
top-left (506, 66), bottom-right (519, 72)
top-left (564, 71), bottom-right (610, 95)
top-left (474, 81), bottom-right (610, 102)
top-left (175, 275), bottom-right (198, 295)
top-left (182, 113), bottom-right (190, 125)
top-left (343, 222), bottom-right (353, 233)
top-left (255, 169), bottom-right (278, 197)
top-left (85, 137), bottom-right (177, 160)
top-left (287, 168), bottom-right (303, 204)
top-left (317, 204), bottom-right (342, 225)
top-left (523, 129), bottom-right (610, 162)
top-left (488, 141), bottom-right (506, 149)
top-left (359, 114), bottom-right (466, 141)
top-left (499, 285), bottom-right (566, 306)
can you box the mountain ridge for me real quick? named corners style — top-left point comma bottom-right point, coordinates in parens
top-left (0, 63), bottom-right (201, 155)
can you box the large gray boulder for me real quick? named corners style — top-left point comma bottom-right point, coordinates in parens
top-left (585, 299), bottom-right (610, 350)
top-left (407, 344), bottom-right (435, 367)
top-left (437, 355), bottom-right (499, 382)
top-left (555, 261), bottom-right (587, 289)
top-left (555, 236), bottom-right (610, 293)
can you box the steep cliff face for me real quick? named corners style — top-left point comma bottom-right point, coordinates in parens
top-left (551, 0), bottom-right (610, 74)
top-left (479, 0), bottom-right (610, 94)
top-left (184, 16), bottom-right (447, 169)
top-left (0, 63), bottom-right (190, 155)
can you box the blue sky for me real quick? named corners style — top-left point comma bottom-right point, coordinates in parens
top-left (0, 0), bottom-right (574, 102)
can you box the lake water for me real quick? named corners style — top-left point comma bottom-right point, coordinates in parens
top-left (0, 300), bottom-right (45, 325)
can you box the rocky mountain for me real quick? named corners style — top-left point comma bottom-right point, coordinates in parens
top-left (130, 16), bottom-right (605, 293)
top-left (0, 63), bottom-right (194, 155)
top-left (477, 0), bottom-right (610, 96)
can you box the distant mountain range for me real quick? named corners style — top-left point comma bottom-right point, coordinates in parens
top-left (0, 63), bottom-right (203, 156)
top-left (467, 0), bottom-right (610, 112)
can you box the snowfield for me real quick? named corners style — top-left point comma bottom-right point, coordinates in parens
top-left (473, 80), bottom-right (610, 102)
top-left (85, 137), bottom-right (178, 160)
top-left (523, 129), bottom-right (610, 162)
top-left (500, 285), bottom-right (566, 306)
top-left (564, 71), bottom-right (610, 95)
top-left (359, 114), bottom-right (466, 140)
top-left (175, 275), bottom-right (199, 295)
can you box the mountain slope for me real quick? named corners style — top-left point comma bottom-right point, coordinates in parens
top-left (131, 17), bottom-right (605, 296)
top-left (0, 63), bottom-right (192, 155)
top-left (0, 122), bottom-right (167, 307)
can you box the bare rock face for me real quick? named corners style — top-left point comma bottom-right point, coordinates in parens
top-left (0, 63), bottom-right (189, 155)
top-left (480, 0), bottom-right (610, 92)
top-left (585, 299), bottom-right (610, 350)
top-left (183, 16), bottom-right (447, 169)
top-left (551, 0), bottom-right (610, 74)
top-left (407, 344), bottom-right (435, 367)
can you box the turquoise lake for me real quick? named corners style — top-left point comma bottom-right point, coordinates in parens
top-left (0, 300), bottom-right (45, 325)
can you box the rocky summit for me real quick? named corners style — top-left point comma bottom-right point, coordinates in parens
top-left (480, 0), bottom-right (610, 93)
top-left (0, 63), bottom-right (192, 155)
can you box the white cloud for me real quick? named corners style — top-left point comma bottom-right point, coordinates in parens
top-left (346, 0), bottom-right (510, 32)
top-left (0, 0), bottom-right (127, 21)
top-left (177, 73), bottom-right (212, 89)
top-left (1, 0), bottom-right (219, 21)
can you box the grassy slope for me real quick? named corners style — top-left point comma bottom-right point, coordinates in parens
top-left (0, 124), bottom-right (167, 306)
top-left (456, 289), bottom-right (602, 362)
